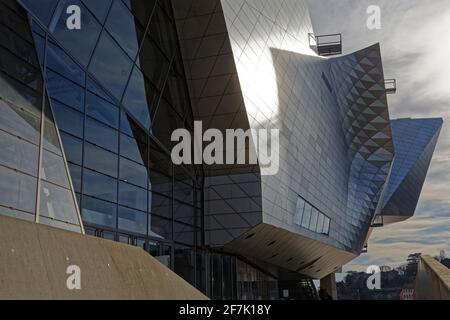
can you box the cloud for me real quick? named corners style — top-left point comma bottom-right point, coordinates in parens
top-left (308, 0), bottom-right (450, 271)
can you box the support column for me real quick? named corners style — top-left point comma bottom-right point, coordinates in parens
top-left (320, 273), bottom-right (338, 300)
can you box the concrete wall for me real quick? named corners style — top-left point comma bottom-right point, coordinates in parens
top-left (415, 255), bottom-right (450, 300)
top-left (0, 215), bottom-right (207, 300)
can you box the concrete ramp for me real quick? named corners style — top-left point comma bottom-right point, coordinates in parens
top-left (0, 215), bottom-right (207, 300)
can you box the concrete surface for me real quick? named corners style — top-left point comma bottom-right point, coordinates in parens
top-left (415, 255), bottom-right (450, 300)
top-left (0, 215), bottom-right (208, 300)
top-left (320, 273), bottom-right (337, 300)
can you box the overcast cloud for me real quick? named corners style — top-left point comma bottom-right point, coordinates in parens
top-left (308, 0), bottom-right (450, 271)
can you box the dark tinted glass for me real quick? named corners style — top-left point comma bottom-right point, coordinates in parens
top-left (20, 0), bottom-right (59, 26)
top-left (83, 169), bottom-right (117, 202)
top-left (60, 132), bottom-right (83, 165)
top-left (120, 133), bottom-right (146, 165)
top-left (85, 117), bottom-right (118, 153)
top-left (47, 41), bottom-right (85, 86)
top-left (86, 92), bottom-right (119, 129)
top-left (89, 31), bottom-right (133, 100)
top-left (119, 157), bottom-right (148, 188)
top-left (105, 0), bottom-right (141, 59)
top-left (81, 0), bottom-right (112, 23)
top-left (84, 142), bottom-right (118, 177)
top-left (122, 67), bottom-right (154, 129)
top-left (46, 70), bottom-right (84, 112)
top-left (82, 195), bottom-right (117, 228)
top-left (52, 100), bottom-right (84, 138)
top-left (118, 181), bottom-right (147, 212)
top-left (50, 0), bottom-right (102, 66)
top-left (68, 163), bottom-right (82, 193)
top-left (118, 206), bottom-right (147, 235)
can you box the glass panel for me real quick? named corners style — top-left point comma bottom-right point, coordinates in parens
top-left (173, 180), bottom-right (194, 205)
top-left (87, 77), bottom-right (114, 103)
top-left (120, 133), bottom-right (146, 165)
top-left (139, 34), bottom-right (170, 90)
top-left (163, 70), bottom-right (190, 119)
top-left (43, 117), bottom-right (62, 155)
top-left (46, 70), bottom-right (84, 112)
top-left (316, 213), bottom-right (325, 234)
top-left (120, 110), bottom-right (134, 136)
top-left (174, 222), bottom-right (194, 245)
top-left (119, 157), bottom-right (147, 188)
top-left (149, 192), bottom-right (172, 219)
top-left (81, 0), bottom-right (112, 23)
top-left (60, 132), bottom-right (82, 165)
top-left (0, 70), bottom-right (42, 116)
top-left (83, 169), bottom-right (117, 202)
top-left (152, 98), bottom-right (184, 149)
top-left (85, 117), bottom-right (118, 153)
top-left (294, 198), bottom-right (305, 226)
top-left (0, 45), bottom-right (42, 91)
top-left (20, 0), bottom-right (59, 26)
top-left (0, 165), bottom-right (37, 213)
top-left (118, 181), bottom-right (147, 212)
top-left (301, 204), bottom-right (312, 229)
top-left (89, 31), bottom-right (133, 100)
top-left (52, 99), bottom-right (84, 138)
top-left (86, 92), bottom-right (119, 129)
top-left (150, 215), bottom-right (172, 240)
top-left (68, 163), bottom-right (82, 193)
top-left (84, 142), bottom-right (118, 177)
top-left (150, 171), bottom-right (173, 198)
top-left (118, 206), bottom-right (147, 235)
top-left (323, 218), bottom-right (330, 235)
top-left (121, 0), bottom-right (156, 27)
top-left (39, 181), bottom-right (79, 224)
top-left (0, 99), bottom-right (41, 144)
top-left (41, 149), bottom-right (70, 188)
top-left (122, 67), bottom-right (155, 129)
top-left (174, 200), bottom-right (194, 225)
top-left (105, 0), bottom-right (141, 59)
top-left (148, 4), bottom-right (177, 57)
top-left (309, 208), bottom-right (319, 231)
top-left (47, 40), bottom-right (85, 86)
top-left (0, 130), bottom-right (39, 176)
top-left (82, 195), bottom-right (116, 228)
top-left (50, 0), bottom-right (102, 66)
top-left (32, 30), bottom-right (46, 66)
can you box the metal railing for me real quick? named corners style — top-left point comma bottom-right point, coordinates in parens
top-left (309, 33), bottom-right (342, 56)
top-left (384, 79), bottom-right (397, 94)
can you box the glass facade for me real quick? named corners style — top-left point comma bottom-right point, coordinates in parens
top-left (16, 0), bottom-right (204, 288)
top-left (0, 0), bottom-right (82, 232)
top-left (0, 0), bottom-right (442, 300)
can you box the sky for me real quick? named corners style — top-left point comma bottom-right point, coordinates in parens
top-left (308, 0), bottom-right (450, 273)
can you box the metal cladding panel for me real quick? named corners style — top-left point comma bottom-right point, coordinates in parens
top-left (173, 0), bottom-right (442, 277)
top-left (329, 43), bottom-right (394, 251)
top-left (381, 118), bottom-right (443, 220)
